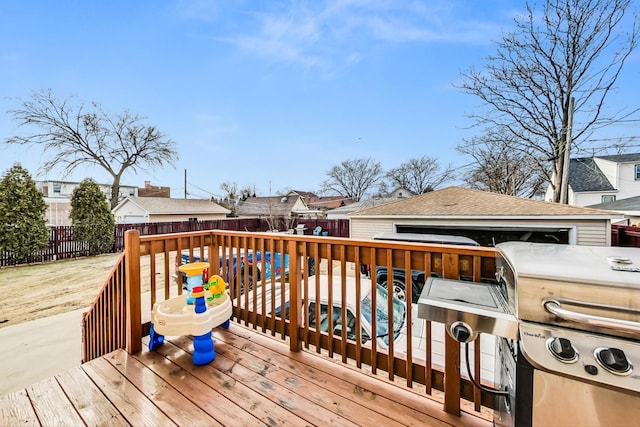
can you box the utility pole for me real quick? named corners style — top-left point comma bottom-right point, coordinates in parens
top-left (559, 97), bottom-right (574, 205)
top-left (184, 169), bottom-right (187, 199)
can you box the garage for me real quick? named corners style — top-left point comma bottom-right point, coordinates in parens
top-left (349, 187), bottom-right (623, 246)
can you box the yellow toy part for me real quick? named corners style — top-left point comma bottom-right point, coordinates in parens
top-left (178, 261), bottom-right (210, 276)
top-left (207, 275), bottom-right (227, 298)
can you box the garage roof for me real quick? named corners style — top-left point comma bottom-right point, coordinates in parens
top-left (351, 187), bottom-right (620, 218)
top-left (115, 196), bottom-right (230, 215)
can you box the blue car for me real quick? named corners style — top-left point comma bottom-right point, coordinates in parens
top-left (176, 250), bottom-right (315, 292)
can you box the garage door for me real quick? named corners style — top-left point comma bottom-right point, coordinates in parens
top-left (395, 225), bottom-right (569, 246)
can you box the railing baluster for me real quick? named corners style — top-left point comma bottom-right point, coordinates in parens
top-left (405, 250), bottom-right (413, 386)
top-left (340, 245), bottom-right (348, 364)
top-left (354, 246), bottom-right (363, 369)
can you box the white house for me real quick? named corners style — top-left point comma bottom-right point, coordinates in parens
top-left (112, 197), bottom-right (230, 224)
top-left (545, 153), bottom-right (640, 207)
top-left (36, 179), bottom-right (138, 226)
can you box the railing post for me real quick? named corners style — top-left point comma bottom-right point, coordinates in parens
top-left (288, 239), bottom-right (302, 352)
top-left (442, 253), bottom-right (461, 416)
top-left (125, 229), bottom-right (142, 354)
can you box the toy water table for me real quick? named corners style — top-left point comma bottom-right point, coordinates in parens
top-left (148, 262), bottom-right (233, 365)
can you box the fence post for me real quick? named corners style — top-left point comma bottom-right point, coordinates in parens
top-left (125, 229), bottom-right (142, 354)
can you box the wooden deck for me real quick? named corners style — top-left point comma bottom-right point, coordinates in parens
top-left (1, 323), bottom-right (492, 426)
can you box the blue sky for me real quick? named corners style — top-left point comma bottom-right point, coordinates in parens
top-left (1, 1), bottom-right (639, 199)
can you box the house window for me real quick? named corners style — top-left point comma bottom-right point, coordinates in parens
top-left (188, 217), bottom-right (198, 222)
top-left (635, 164), bottom-right (640, 180)
top-left (601, 195), bottom-right (616, 203)
top-left (52, 182), bottom-right (61, 194)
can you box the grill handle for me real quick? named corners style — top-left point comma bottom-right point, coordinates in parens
top-left (543, 299), bottom-right (640, 335)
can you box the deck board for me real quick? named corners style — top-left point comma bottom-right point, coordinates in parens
top-left (26, 377), bottom-right (85, 427)
top-left (147, 337), bottom-right (310, 426)
top-left (132, 347), bottom-right (266, 426)
top-left (0, 323), bottom-right (492, 427)
top-left (104, 350), bottom-right (222, 426)
top-left (55, 368), bottom-right (129, 427)
top-left (206, 333), bottom-right (432, 427)
top-left (0, 389), bottom-right (40, 426)
top-left (82, 357), bottom-right (177, 426)
top-left (161, 337), bottom-right (356, 426)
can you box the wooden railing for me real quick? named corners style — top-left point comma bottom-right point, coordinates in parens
top-left (82, 229), bottom-right (498, 417)
top-left (81, 252), bottom-right (127, 362)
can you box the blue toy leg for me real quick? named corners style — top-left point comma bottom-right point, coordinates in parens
top-left (192, 332), bottom-right (215, 365)
top-left (221, 319), bottom-right (231, 329)
top-left (148, 323), bottom-right (165, 351)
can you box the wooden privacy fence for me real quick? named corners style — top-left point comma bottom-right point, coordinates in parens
top-left (2, 219), bottom-right (349, 266)
top-left (0, 226), bottom-right (89, 267)
top-left (612, 224), bottom-right (640, 247)
top-left (114, 218), bottom-right (349, 250)
top-left (82, 229), bottom-right (498, 417)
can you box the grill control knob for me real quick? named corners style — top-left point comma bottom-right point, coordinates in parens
top-left (546, 337), bottom-right (578, 363)
top-left (594, 347), bottom-right (632, 375)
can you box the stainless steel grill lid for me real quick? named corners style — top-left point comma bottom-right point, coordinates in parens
top-left (496, 242), bottom-right (640, 290)
top-left (496, 242), bottom-right (640, 340)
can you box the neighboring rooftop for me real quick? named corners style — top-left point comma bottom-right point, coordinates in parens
top-left (594, 153), bottom-right (640, 163)
top-left (307, 195), bottom-right (355, 210)
top-left (115, 196), bottom-right (230, 215)
top-left (236, 195), bottom-right (307, 217)
top-left (352, 186), bottom-right (620, 217)
top-left (568, 157), bottom-right (616, 192)
top-left (327, 197), bottom-right (403, 216)
top-left (588, 195), bottom-right (640, 211)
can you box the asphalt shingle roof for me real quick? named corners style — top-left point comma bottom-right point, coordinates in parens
top-left (351, 187), bottom-right (618, 217)
top-left (568, 158), bottom-right (616, 192)
top-left (596, 153), bottom-right (640, 163)
top-left (236, 195), bottom-right (304, 216)
top-left (124, 197), bottom-right (230, 215)
top-left (327, 197), bottom-right (401, 215)
top-left (588, 195), bottom-right (640, 211)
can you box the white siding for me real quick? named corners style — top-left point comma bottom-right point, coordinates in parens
top-left (350, 218), bottom-right (394, 239)
top-left (113, 201), bottom-right (146, 218)
top-left (573, 192), bottom-right (618, 207)
top-left (575, 221), bottom-right (609, 246)
top-left (614, 162), bottom-right (640, 200)
top-left (594, 158), bottom-right (618, 188)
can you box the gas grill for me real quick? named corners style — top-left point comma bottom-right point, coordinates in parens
top-left (418, 242), bottom-right (640, 427)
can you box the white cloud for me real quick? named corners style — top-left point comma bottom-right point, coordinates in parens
top-left (176, 0), bottom-right (510, 72)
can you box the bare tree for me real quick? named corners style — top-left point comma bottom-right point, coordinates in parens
top-left (322, 157), bottom-right (383, 201)
top-left (5, 89), bottom-right (178, 208)
top-left (458, 0), bottom-right (638, 203)
top-left (386, 155), bottom-right (454, 194)
top-left (458, 129), bottom-right (548, 198)
top-left (218, 181), bottom-right (239, 215)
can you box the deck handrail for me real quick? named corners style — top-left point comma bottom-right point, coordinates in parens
top-left (82, 228), bottom-right (498, 417)
top-left (81, 252), bottom-right (127, 363)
